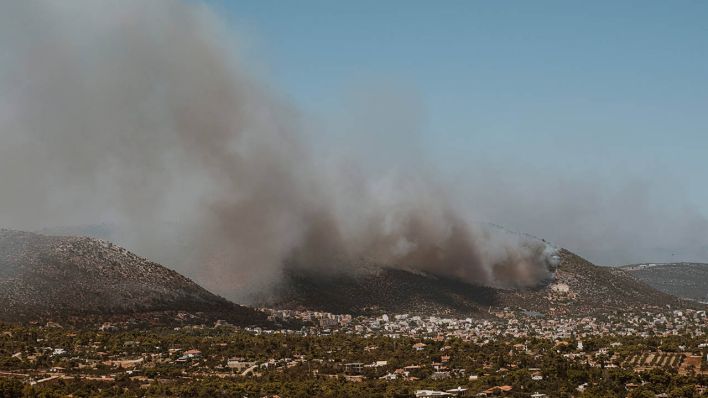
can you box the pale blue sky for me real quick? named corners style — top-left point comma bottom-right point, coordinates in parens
top-left (202, 1), bottom-right (708, 263)
top-left (208, 1), bottom-right (707, 189)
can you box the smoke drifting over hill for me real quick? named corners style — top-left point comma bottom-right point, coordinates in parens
top-left (4, 1), bottom-right (708, 301)
top-left (0, 1), bottom-right (560, 300)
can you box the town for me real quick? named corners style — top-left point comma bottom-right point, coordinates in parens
top-left (263, 308), bottom-right (707, 342)
top-left (0, 307), bottom-right (705, 397)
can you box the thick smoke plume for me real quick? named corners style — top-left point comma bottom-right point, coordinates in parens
top-left (0, 1), bottom-right (556, 301)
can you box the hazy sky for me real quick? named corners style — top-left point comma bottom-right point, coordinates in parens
top-left (1, 1), bottom-right (706, 272)
top-left (199, 1), bottom-right (708, 264)
top-left (208, 1), bottom-right (707, 184)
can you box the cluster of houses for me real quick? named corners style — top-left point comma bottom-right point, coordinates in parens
top-left (414, 385), bottom-right (545, 397)
top-left (263, 308), bottom-right (706, 342)
top-left (0, 306), bottom-right (705, 395)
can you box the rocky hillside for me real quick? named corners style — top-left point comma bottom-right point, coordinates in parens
top-left (270, 249), bottom-right (697, 317)
top-left (0, 229), bottom-right (266, 324)
top-left (273, 266), bottom-right (499, 317)
top-left (494, 250), bottom-right (694, 316)
top-left (620, 262), bottom-right (708, 303)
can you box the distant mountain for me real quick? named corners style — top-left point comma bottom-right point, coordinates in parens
top-left (620, 262), bottom-right (708, 304)
top-left (0, 229), bottom-right (267, 324)
top-left (270, 249), bottom-right (696, 317)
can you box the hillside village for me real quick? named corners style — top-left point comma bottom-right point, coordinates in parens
top-left (264, 307), bottom-right (707, 341)
top-left (0, 307), bottom-right (706, 397)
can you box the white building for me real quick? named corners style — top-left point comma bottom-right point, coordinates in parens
top-left (416, 390), bottom-right (453, 397)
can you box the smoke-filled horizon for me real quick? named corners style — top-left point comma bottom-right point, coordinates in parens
top-left (0, 1), bottom-right (559, 300)
top-left (1, 1), bottom-right (706, 301)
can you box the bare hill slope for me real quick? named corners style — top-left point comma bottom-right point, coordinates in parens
top-left (0, 229), bottom-right (266, 324)
top-left (271, 250), bottom-right (696, 316)
top-left (620, 262), bottom-right (708, 303)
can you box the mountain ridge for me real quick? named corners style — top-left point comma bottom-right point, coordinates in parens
top-left (0, 229), bottom-right (267, 325)
top-left (269, 249), bottom-right (699, 317)
top-left (619, 262), bottom-right (708, 303)
top-left (2, 228), bottom-right (700, 323)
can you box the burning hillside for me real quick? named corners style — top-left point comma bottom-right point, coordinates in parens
top-left (0, 1), bottom-right (559, 301)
